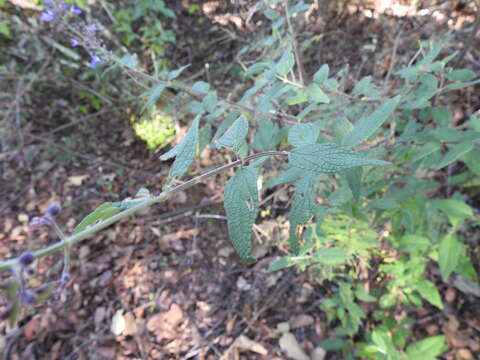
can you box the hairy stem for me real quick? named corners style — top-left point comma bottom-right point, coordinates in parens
top-left (0, 151), bottom-right (288, 273)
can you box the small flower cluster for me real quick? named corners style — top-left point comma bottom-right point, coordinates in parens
top-left (40, 0), bottom-right (82, 23)
top-left (40, 0), bottom-right (105, 68)
top-left (29, 202), bottom-right (61, 230)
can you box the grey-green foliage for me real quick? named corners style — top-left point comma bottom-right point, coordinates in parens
top-left (223, 164), bottom-right (260, 263)
top-left (160, 114), bottom-right (200, 185)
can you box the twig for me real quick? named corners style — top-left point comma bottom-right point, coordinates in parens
top-left (383, 27), bottom-right (403, 93)
top-left (284, 0), bottom-right (305, 85)
top-left (0, 151), bottom-right (288, 272)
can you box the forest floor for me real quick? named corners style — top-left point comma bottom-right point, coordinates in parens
top-left (1, 1), bottom-right (479, 359)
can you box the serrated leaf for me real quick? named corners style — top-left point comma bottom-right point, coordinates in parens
top-left (215, 115), bottom-right (248, 152)
top-left (288, 123), bottom-right (319, 147)
top-left (198, 124), bottom-right (212, 154)
top-left (73, 203), bottom-right (122, 234)
top-left (313, 64), bottom-right (329, 84)
top-left (276, 51), bottom-right (295, 77)
top-left (307, 83), bottom-right (330, 103)
top-left (224, 166), bottom-right (259, 262)
top-left (436, 141), bottom-right (473, 169)
top-left (438, 235), bottom-right (462, 281)
top-left (289, 173), bottom-right (317, 254)
top-left (289, 143), bottom-right (389, 174)
top-left (342, 96), bottom-right (401, 147)
top-left (212, 110), bottom-right (239, 141)
top-left (416, 279), bottom-right (443, 309)
top-left (406, 335), bottom-right (448, 360)
top-left (160, 115), bottom-right (200, 183)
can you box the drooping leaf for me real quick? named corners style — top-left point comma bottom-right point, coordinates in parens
top-left (73, 202), bottom-right (123, 234)
top-left (406, 335), bottom-right (448, 360)
top-left (141, 84), bottom-right (166, 113)
top-left (253, 118), bottom-right (280, 151)
top-left (344, 167), bottom-right (362, 201)
top-left (288, 123), bottom-right (319, 147)
top-left (342, 96), bottom-right (401, 147)
top-left (313, 64), bottom-right (329, 85)
top-left (307, 83), bottom-right (330, 103)
top-left (438, 234), bottom-right (462, 281)
top-left (289, 173), bottom-right (318, 254)
top-left (265, 166), bottom-right (305, 188)
top-left (416, 279), bottom-right (443, 309)
top-left (160, 114), bottom-right (200, 183)
top-left (224, 165), bottom-right (259, 262)
top-left (168, 64), bottom-right (190, 80)
top-left (215, 115), bottom-right (248, 153)
top-left (436, 141), bottom-right (473, 170)
top-left (430, 198), bottom-right (473, 227)
top-left (289, 143), bottom-right (389, 174)
top-left (276, 51), bottom-right (295, 77)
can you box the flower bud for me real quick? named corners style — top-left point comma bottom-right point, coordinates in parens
top-left (19, 252), bottom-right (35, 266)
top-left (23, 291), bottom-right (38, 306)
top-left (46, 202), bottom-right (61, 217)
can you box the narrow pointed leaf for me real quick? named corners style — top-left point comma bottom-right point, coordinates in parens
top-left (215, 115), bottom-right (248, 153)
top-left (289, 143), bottom-right (389, 174)
top-left (343, 96), bottom-right (401, 147)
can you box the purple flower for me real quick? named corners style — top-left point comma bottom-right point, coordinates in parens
top-left (91, 24), bottom-right (101, 32)
top-left (70, 38), bottom-right (79, 47)
top-left (46, 202), bottom-right (61, 217)
top-left (40, 9), bottom-right (55, 22)
top-left (29, 216), bottom-right (53, 229)
top-left (88, 54), bottom-right (101, 67)
top-left (19, 252), bottom-right (35, 266)
top-left (23, 291), bottom-right (38, 306)
top-left (68, 5), bottom-right (83, 15)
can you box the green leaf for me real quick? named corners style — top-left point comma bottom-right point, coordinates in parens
top-left (267, 256), bottom-right (300, 272)
top-left (215, 115), bottom-right (249, 154)
top-left (416, 279), bottom-right (443, 309)
top-left (445, 69), bottom-right (476, 82)
top-left (224, 165), bottom-right (259, 262)
top-left (286, 89), bottom-right (309, 105)
top-left (265, 167), bottom-right (304, 188)
top-left (168, 64), bottom-right (190, 80)
top-left (288, 123), bottom-right (319, 147)
top-left (160, 115), bottom-right (200, 183)
top-left (198, 124), bottom-right (212, 154)
top-left (202, 91), bottom-right (218, 113)
top-left (438, 235), bottom-right (462, 281)
top-left (442, 79), bottom-right (480, 92)
top-left (313, 248), bottom-right (350, 265)
top-left (436, 141), bottom-right (473, 169)
top-left (464, 149), bottom-right (480, 177)
top-left (430, 199), bottom-right (473, 227)
top-left (307, 83), bottom-right (330, 103)
top-left (192, 81), bottom-right (210, 93)
top-left (289, 143), bottom-right (389, 174)
top-left (276, 51), bottom-right (295, 77)
top-left (141, 84), bottom-right (166, 113)
top-left (342, 96), bottom-right (401, 147)
top-left (289, 173), bottom-right (318, 254)
top-left (313, 64), bottom-right (329, 84)
top-left (73, 202), bottom-right (123, 233)
top-left (406, 335), bottom-right (448, 360)
top-left (397, 234), bottom-right (431, 252)
top-left (344, 167), bottom-right (362, 201)
top-left (432, 106), bottom-right (452, 127)
top-left (253, 118), bottom-right (280, 151)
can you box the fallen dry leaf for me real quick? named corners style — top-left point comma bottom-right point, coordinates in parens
top-left (67, 174), bottom-right (89, 186)
top-left (279, 332), bottom-right (310, 360)
top-left (290, 314), bottom-right (314, 329)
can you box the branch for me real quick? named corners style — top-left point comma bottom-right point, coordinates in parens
top-left (0, 151), bottom-right (288, 273)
